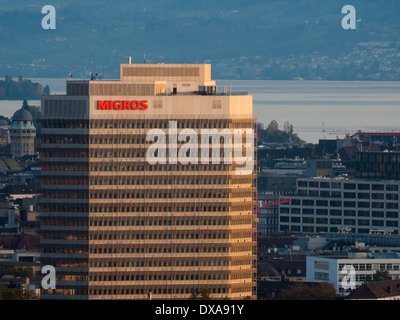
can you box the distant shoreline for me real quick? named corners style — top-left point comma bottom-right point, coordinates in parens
top-left (0, 97), bottom-right (42, 101)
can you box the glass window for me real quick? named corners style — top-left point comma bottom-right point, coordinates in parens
top-left (317, 209), bottom-right (328, 215)
top-left (344, 210), bottom-right (356, 216)
top-left (303, 200), bottom-right (315, 206)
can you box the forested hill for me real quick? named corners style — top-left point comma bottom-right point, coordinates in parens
top-left (0, 0), bottom-right (399, 80)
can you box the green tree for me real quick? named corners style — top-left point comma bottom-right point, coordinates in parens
top-left (189, 286), bottom-right (212, 300)
top-left (371, 270), bottom-right (391, 282)
top-left (267, 120), bottom-right (279, 135)
top-left (278, 282), bottom-right (336, 300)
top-left (0, 285), bottom-right (38, 300)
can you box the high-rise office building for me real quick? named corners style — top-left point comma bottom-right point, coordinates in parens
top-left (39, 62), bottom-right (257, 299)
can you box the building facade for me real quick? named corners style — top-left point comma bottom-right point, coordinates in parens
top-left (39, 63), bottom-right (257, 299)
top-left (356, 151), bottom-right (400, 180)
top-left (10, 107), bottom-right (36, 158)
top-left (307, 252), bottom-right (400, 295)
top-left (279, 177), bottom-right (400, 235)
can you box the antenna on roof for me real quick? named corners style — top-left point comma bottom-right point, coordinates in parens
top-left (90, 62), bottom-right (98, 80)
top-left (144, 51), bottom-right (146, 64)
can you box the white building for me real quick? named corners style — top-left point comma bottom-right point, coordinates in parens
top-left (306, 251), bottom-right (400, 295)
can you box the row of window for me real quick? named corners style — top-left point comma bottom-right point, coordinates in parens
top-left (280, 216), bottom-right (398, 227)
top-left (42, 232), bottom-right (233, 241)
top-left (338, 263), bottom-right (400, 271)
top-left (88, 273), bottom-right (229, 282)
top-left (280, 225), bottom-right (399, 234)
top-left (297, 180), bottom-right (399, 191)
top-left (90, 205), bottom-right (251, 213)
top-left (42, 163), bottom-right (230, 173)
top-left (281, 208), bottom-right (399, 217)
top-left (296, 191), bottom-right (399, 199)
top-left (10, 129), bottom-right (35, 134)
top-left (90, 260), bottom-right (229, 268)
top-left (88, 287), bottom-right (232, 296)
top-left (41, 120), bottom-right (253, 131)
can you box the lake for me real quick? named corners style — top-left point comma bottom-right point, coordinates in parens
top-left (1, 79), bottom-right (399, 143)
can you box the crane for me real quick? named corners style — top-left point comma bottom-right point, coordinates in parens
top-left (255, 198), bottom-right (292, 208)
top-left (330, 129), bottom-right (400, 136)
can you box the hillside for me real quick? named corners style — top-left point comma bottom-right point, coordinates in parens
top-left (0, 0), bottom-right (399, 80)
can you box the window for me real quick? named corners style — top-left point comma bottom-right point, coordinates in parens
top-left (330, 200), bottom-right (342, 207)
top-left (372, 184), bottom-right (384, 191)
top-left (358, 184), bottom-right (370, 190)
top-left (358, 219), bottom-right (370, 226)
top-left (387, 221), bottom-right (398, 227)
top-left (386, 212), bottom-right (398, 218)
top-left (344, 210), bottom-right (356, 216)
top-left (344, 219), bottom-right (356, 225)
top-left (386, 203), bottom-right (398, 209)
top-left (344, 201), bottom-right (356, 207)
top-left (316, 209), bottom-right (328, 216)
top-left (330, 218), bottom-right (342, 225)
top-left (298, 181), bottom-right (307, 187)
top-left (314, 272), bottom-right (329, 281)
top-left (344, 192), bottom-right (356, 199)
top-left (309, 181), bottom-right (319, 188)
top-left (358, 210), bottom-right (370, 217)
top-left (302, 217), bottom-right (314, 224)
top-left (314, 261), bottom-right (329, 270)
top-left (386, 185), bottom-right (398, 191)
top-left (330, 209), bottom-right (342, 216)
top-left (302, 200), bottom-right (314, 206)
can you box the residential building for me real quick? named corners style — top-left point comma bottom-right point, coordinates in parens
top-left (346, 279), bottom-right (400, 300)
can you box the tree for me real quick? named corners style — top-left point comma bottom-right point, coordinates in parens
top-left (266, 120), bottom-right (280, 142)
top-left (188, 286), bottom-right (212, 300)
top-left (43, 85), bottom-right (51, 95)
top-left (0, 285), bottom-right (38, 300)
top-left (256, 122), bottom-right (266, 142)
top-left (371, 270), bottom-right (391, 282)
top-left (278, 282), bottom-right (336, 300)
top-left (267, 120), bottom-right (279, 135)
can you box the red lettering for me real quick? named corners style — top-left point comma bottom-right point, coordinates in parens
top-left (140, 100), bottom-right (148, 110)
top-left (131, 100), bottom-right (140, 110)
top-left (123, 100), bottom-right (131, 110)
top-left (97, 100), bottom-right (148, 111)
top-left (97, 100), bottom-right (109, 110)
top-left (113, 100), bottom-right (122, 110)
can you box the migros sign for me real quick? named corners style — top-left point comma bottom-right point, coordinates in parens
top-left (97, 100), bottom-right (148, 111)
